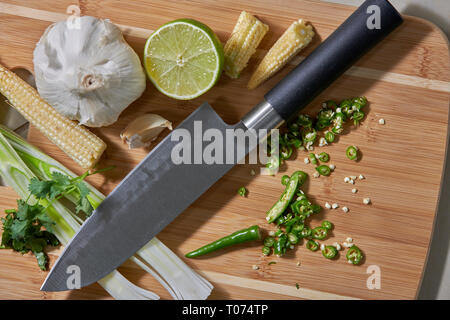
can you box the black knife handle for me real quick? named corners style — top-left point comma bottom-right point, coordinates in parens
top-left (264, 0), bottom-right (403, 121)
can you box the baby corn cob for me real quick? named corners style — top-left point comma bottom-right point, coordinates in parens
top-left (224, 11), bottom-right (269, 79)
top-left (0, 64), bottom-right (106, 169)
top-left (248, 19), bottom-right (314, 89)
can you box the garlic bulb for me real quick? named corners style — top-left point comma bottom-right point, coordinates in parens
top-left (33, 16), bottom-right (146, 127)
top-left (121, 114), bottom-right (172, 149)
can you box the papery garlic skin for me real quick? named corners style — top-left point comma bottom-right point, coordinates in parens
top-left (33, 16), bottom-right (146, 127)
top-left (121, 114), bottom-right (172, 149)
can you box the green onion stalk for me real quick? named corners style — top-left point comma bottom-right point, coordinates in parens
top-left (0, 126), bottom-right (213, 300)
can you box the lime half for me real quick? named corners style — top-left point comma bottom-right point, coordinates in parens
top-left (144, 19), bottom-right (224, 100)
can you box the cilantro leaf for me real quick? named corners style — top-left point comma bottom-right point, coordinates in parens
top-left (10, 219), bottom-right (30, 241)
top-left (28, 178), bottom-right (54, 199)
top-left (28, 238), bottom-right (47, 253)
top-left (76, 181), bottom-right (90, 199)
top-left (76, 196), bottom-right (93, 215)
top-left (35, 212), bottom-right (55, 232)
top-left (51, 172), bottom-right (71, 187)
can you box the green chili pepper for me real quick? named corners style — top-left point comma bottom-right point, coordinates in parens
top-left (264, 237), bottom-right (275, 247)
top-left (266, 171), bottom-right (307, 223)
top-left (352, 111), bottom-right (365, 125)
top-left (290, 200), bottom-right (302, 215)
top-left (297, 114), bottom-right (313, 128)
top-left (265, 155), bottom-right (280, 174)
top-left (262, 246), bottom-right (271, 256)
top-left (306, 239), bottom-right (319, 251)
top-left (302, 128), bottom-right (317, 144)
top-left (308, 153), bottom-right (317, 165)
top-left (346, 145), bottom-right (359, 161)
top-left (312, 226), bottom-right (328, 240)
top-left (274, 233), bottom-right (288, 256)
top-left (284, 216), bottom-right (301, 233)
top-left (322, 245), bottom-right (338, 259)
top-left (332, 113), bottom-right (344, 134)
top-left (346, 245), bottom-right (363, 265)
top-left (324, 100), bottom-right (338, 109)
top-left (280, 144), bottom-right (293, 160)
top-left (287, 232), bottom-right (299, 245)
top-left (289, 138), bottom-right (302, 149)
top-left (316, 165), bottom-right (331, 176)
top-left (299, 226), bottom-right (311, 239)
top-left (324, 131), bottom-right (335, 143)
top-left (318, 152), bottom-right (329, 162)
top-left (185, 225), bottom-right (261, 258)
top-left (352, 96), bottom-right (367, 107)
top-left (291, 223), bottom-right (304, 235)
top-left (275, 215), bottom-right (286, 226)
top-left (321, 220), bottom-right (333, 230)
top-left (275, 229), bottom-right (284, 237)
top-left (237, 186), bottom-right (247, 197)
top-left (281, 175), bottom-right (290, 186)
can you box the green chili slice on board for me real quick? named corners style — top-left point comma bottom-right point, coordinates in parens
top-left (291, 223), bottom-right (305, 235)
top-left (299, 226), bottom-right (312, 239)
top-left (274, 233), bottom-right (288, 256)
top-left (322, 245), bottom-right (338, 259)
top-left (325, 131), bottom-right (335, 143)
top-left (266, 171), bottom-right (307, 223)
top-left (264, 237), bottom-right (275, 247)
top-left (306, 239), bottom-right (319, 251)
top-left (237, 186), bottom-right (247, 197)
top-left (316, 165), bottom-right (331, 176)
top-left (321, 220), bottom-right (333, 230)
top-left (312, 226), bottom-right (328, 240)
top-left (318, 152), bottom-right (329, 162)
top-left (346, 245), bottom-right (363, 265)
top-left (309, 153), bottom-right (317, 165)
top-left (287, 232), bottom-right (299, 245)
top-left (346, 145), bottom-right (358, 161)
top-left (185, 225), bottom-right (261, 258)
top-left (281, 175), bottom-right (290, 186)
top-left (262, 246), bottom-right (271, 256)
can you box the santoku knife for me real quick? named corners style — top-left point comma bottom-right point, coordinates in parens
top-left (42, 0), bottom-right (402, 291)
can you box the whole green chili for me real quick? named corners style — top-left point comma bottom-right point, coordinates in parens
top-left (185, 225), bottom-right (261, 258)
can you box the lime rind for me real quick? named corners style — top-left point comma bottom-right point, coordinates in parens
top-left (144, 19), bottom-right (223, 100)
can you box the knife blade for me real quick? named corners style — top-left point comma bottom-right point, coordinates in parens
top-left (42, 0), bottom-right (402, 291)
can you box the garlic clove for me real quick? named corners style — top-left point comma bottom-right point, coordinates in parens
top-left (120, 114), bottom-right (172, 149)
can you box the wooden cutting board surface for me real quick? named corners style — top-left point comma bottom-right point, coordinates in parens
top-left (0, 0), bottom-right (449, 300)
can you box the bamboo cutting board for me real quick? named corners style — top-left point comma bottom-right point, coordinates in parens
top-left (0, 0), bottom-right (449, 300)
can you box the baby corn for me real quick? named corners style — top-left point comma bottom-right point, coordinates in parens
top-left (248, 19), bottom-right (314, 89)
top-left (0, 64), bottom-right (106, 169)
top-left (224, 11), bottom-right (269, 79)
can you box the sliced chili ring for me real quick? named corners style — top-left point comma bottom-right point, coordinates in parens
top-left (306, 239), bottom-right (319, 251)
top-left (299, 226), bottom-right (311, 239)
top-left (325, 131), bottom-right (335, 143)
top-left (346, 145), bottom-right (358, 161)
top-left (322, 245), bottom-right (338, 259)
top-left (346, 245), bottom-right (363, 265)
top-left (312, 226), bottom-right (328, 240)
top-left (316, 165), bottom-right (331, 176)
top-left (321, 220), bottom-right (333, 230)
